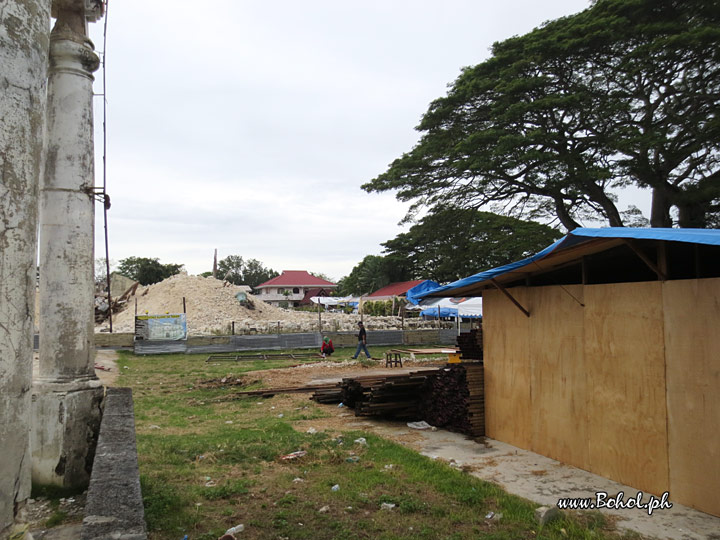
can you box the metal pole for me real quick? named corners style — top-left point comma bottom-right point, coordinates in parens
top-left (102, 1), bottom-right (112, 332)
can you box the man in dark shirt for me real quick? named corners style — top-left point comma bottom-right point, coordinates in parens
top-left (351, 321), bottom-right (371, 359)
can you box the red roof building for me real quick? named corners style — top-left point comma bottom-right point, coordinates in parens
top-left (367, 280), bottom-right (426, 300)
top-left (255, 271), bottom-right (337, 307)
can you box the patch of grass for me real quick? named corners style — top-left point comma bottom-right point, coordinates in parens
top-left (45, 511), bottom-right (68, 528)
top-left (140, 474), bottom-right (189, 533)
top-left (119, 349), bottom-right (645, 540)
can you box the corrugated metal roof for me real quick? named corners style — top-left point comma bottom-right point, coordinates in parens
top-left (419, 228), bottom-right (720, 298)
top-left (367, 280), bottom-right (426, 297)
top-left (256, 270), bottom-right (336, 288)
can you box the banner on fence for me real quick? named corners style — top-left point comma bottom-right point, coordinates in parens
top-left (135, 314), bottom-right (187, 341)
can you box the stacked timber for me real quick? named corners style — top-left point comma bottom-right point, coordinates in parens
top-left (463, 362), bottom-right (485, 437)
top-left (311, 370), bottom-right (442, 418)
top-left (457, 327), bottom-right (483, 360)
top-left (312, 386), bottom-right (343, 404)
top-left (419, 362), bottom-right (484, 438)
top-left (353, 374), bottom-right (433, 418)
top-left (309, 363), bottom-right (485, 437)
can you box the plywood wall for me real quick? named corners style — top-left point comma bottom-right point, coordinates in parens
top-left (583, 282), bottom-right (669, 496)
top-left (663, 278), bottom-right (720, 517)
top-left (528, 285), bottom-right (588, 470)
top-left (483, 287), bottom-right (531, 448)
top-left (484, 278), bottom-right (720, 515)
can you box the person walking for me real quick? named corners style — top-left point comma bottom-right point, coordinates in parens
top-left (351, 321), bottom-right (371, 359)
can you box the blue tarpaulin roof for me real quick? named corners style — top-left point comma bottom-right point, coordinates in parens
top-left (418, 228), bottom-right (720, 298)
top-left (405, 280), bottom-right (440, 305)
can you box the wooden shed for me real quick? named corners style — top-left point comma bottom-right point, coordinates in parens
top-left (423, 228), bottom-right (720, 517)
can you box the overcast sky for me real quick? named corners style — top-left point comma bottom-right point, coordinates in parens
top-left (89, 0), bottom-right (646, 282)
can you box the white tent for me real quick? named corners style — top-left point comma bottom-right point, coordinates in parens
top-left (410, 296), bottom-right (483, 318)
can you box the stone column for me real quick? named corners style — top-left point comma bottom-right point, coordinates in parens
top-left (32, 1), bottom-right (104, 488)
top-left (0, 0), bottom-right (51, 533)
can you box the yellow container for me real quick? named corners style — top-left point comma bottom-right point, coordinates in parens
top-left (448, 352), bottom-right (461, 363)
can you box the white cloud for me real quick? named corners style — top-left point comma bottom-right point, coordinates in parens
top-left (92, 0), bottom-right (641, 280)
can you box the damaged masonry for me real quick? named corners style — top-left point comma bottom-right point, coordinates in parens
top-left (1, 0), bottom-right (106, 536)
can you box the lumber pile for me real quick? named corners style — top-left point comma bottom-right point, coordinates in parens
top-left (463, 362), bottom-right (485, 437)
top-left (348, 373), bottom-right (435, 418)
top-left (312, 387), bottom-right (344, 404)
top-left (309, 363), bottom-right (485, 437)
top-left (418, 362), bottom-right (484, 438)
top-left (457, 327), bottom-right (483, 360)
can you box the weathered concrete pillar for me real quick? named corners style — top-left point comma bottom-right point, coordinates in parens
top-left (32, 0), bottom-right (104, 488)
top-left (0, 0), bottom-right (51, 534)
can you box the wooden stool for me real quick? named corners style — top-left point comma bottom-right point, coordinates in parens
top-left (385, 351), bottom-right (403, 368)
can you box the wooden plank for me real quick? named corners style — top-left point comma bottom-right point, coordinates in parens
top-left (663, 278), bottom-right (720, 517)
top-left (584, 281), bottom-right (669, 496)
top-left (483, 287), bottom-right (531, 448)
top-left (529, 285), bottom-right (588, 470)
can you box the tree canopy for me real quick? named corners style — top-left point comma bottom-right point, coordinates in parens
top-left (116, 257), bottom-right (183, 286)
top-left (216, 255), bottom-right (279, 289)
top-left (336, 255), bottom-right (412, 296)
top-left (363, 0), bottom-right (720, 229)
top-left (382, 208), bottom-right (562, 283)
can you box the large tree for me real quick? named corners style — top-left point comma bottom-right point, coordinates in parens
top-left (336, 255), bottom-right (411, 296)
top-left (216, 255), bottom-right (279, 288)
top-left (117, 257), bottom-right (183, 286)
top-left (382, 208), bottom-right (562, 283)
top-left (363, 0), bottom-right (720, 229)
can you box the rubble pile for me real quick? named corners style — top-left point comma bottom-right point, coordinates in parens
top-left (95, 274), bottom-right (434, 335)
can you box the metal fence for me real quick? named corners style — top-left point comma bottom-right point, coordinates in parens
top-left (132, 329), bottom-right (458, 355)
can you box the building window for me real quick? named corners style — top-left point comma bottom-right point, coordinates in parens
top-left (293, 287), bottom-right (299, 294)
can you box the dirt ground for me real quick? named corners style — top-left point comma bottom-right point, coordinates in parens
top-left (29, 351), bottom-right (718, 540)
top-left (221, 357), bottom-right (720, 540)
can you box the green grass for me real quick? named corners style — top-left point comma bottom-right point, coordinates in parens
top-left (115, 348), bottom-right (644, 540)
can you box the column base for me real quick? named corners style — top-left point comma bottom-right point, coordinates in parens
top-left (31, 379), bottom-right (104, 488)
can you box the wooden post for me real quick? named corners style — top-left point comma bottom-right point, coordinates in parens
top-left (277, 321), bottom-right (281, 334)
top-left (182, 296), bottom-right (186, 313)
top-left (657, 241), bottom-right (668, 279)
top-left (437, 306), bottom-right (441, 328)
top-left (135, 297), bottom-right (137, 316)
top-left (231, 321), bottom-right (235, 335)
top-left (317, 301), bottom-right (322, 332)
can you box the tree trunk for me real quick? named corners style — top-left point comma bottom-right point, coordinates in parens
top-left (650, 187), bottom-right (673, 228)
top-left (554, 199), bottom-right (582, 231)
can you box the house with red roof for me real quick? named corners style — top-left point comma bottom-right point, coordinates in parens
top-left (366, 280), bottom-right (426, 301)
top-left (255, 271), bottom-right (337, 307)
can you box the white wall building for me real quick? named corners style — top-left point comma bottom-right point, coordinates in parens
top-left (255, 270), bottom-right (337, 307)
